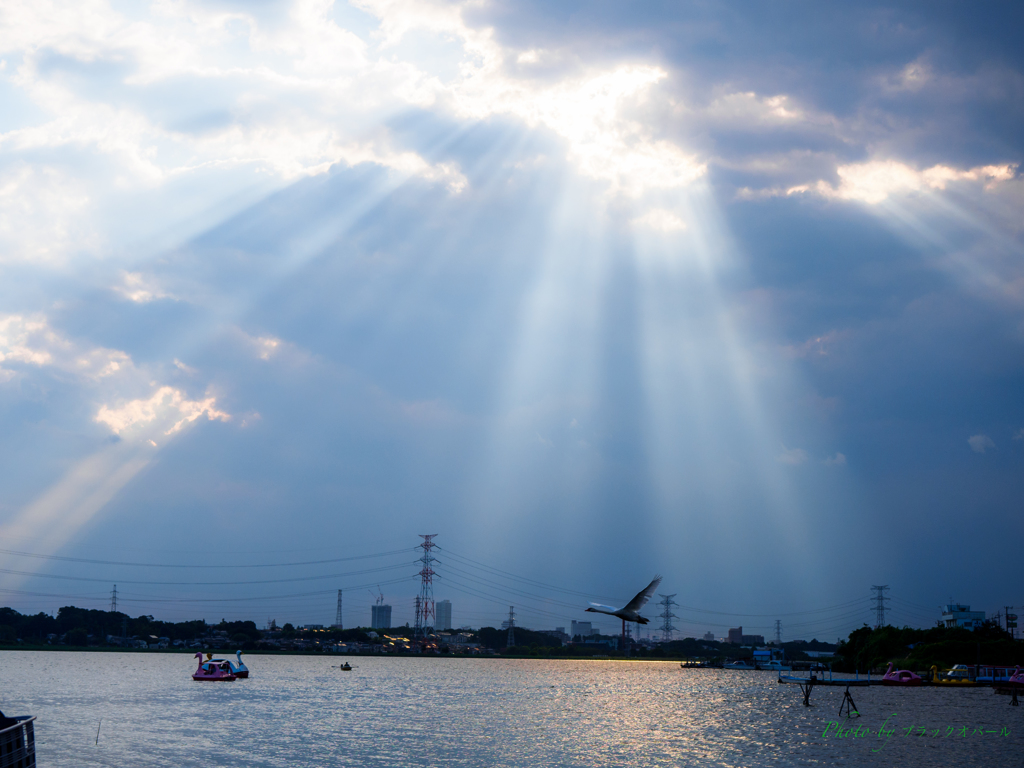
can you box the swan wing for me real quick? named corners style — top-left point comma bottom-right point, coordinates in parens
top-left (623, 575), bottom-right (662, 613)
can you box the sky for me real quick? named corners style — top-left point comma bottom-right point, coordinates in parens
top-left (0, 0), bottom-right (1021, 642)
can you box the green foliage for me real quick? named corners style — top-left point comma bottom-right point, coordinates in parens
top-left (835, 624), bottom-right (1023, 672)
top-left (0, 605), bottom-right (209, 646)
top-left (65, 627), bottom-right (89, 646)
top-left (476, 626), bottom-right (562, 650)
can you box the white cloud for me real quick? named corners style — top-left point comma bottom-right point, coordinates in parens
top-left (815, 161), bottom-right (1016, 205)
top-left (968, 434), bottom-right (995, 453)
top-left (354, 0), bottom-right (706, 196)
top-left (95, 385), bottom-right (230, 438)
top-left (0, 0), bottom-right (469, 261)
top-left (777, 444), bottom-right (808, 465)
top-left (631, 208), bottom-right (688, 232)
top-left (1, 313), bottom-right (227, 444)
top-left (824, 452), bottom-right (847, 466)
top-left (113, 271), bottom-right (175, 303)
top-left (449, 63), bottom-right (706, 196)
top-left (704, 91), bottom-right (805, 124)
top-left (0, 313), bottom-right (131, 379)
top-left (0, 165), bottom-right (98, 265)
top-left (881, 60), bottom-right (933, 92)
top-left (1014, 428), bottom-right (1024, 441)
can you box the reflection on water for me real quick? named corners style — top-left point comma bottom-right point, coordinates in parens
top-left (0, 652), bottom-right (1019, 767)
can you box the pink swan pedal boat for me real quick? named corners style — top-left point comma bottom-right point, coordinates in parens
top-left (881, 662), bottom-right (923, 686)
top-left (1008, 666), bottom-right (1024, 686)
top-left (192, 652), bottom-right (237, 681)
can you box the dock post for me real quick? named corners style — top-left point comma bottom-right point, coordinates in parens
top-left (798, 678), bottom-right (814, 706)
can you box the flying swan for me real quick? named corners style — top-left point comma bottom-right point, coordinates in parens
top-left (585, 575), bottom-right (662, 624)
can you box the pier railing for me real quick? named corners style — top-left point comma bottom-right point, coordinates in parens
top-left (0, 716), bottom-right (36, 768)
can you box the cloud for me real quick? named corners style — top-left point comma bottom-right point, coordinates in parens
top-left (1014, 429), bottom-right (1024, 441)
top-left (824, 453), bottom-right (846, 466)
top-left (113, 271), bottom-right (175, 303)
top-left (777, 444), bottom-right (808, 465)
top-left (2, 313), bottom-right (227, 445)
top-left (0, 165), bottom-right (98, 265)
top-left (814, 161), bottom-right (1016, 205)
top-left (449, 63), bottom-right (706, 196)
top-left (95, 386), bottom-right (230, 438)
top-left (631, 208), bottom-right (687, 232)
top-left (968, 434), bottom-right (995, 453)
top-left (704, 91), bottom-right (806, 125)
top-left (0, 313), bottom-right (131, 379)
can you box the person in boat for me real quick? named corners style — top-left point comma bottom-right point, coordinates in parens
top-left (341, 662), bottom-right (351, 670)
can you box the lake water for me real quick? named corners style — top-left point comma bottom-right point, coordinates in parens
top-left (1, 652), bottom-right (1020, 766)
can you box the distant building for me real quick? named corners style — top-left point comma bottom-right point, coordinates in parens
top-left (371, 604), bottom-right (393, 630)
top-left (436, 600), bottom-right (452, 631)
top-left (571, 620), bottom-right (596, 638)
top-left (727, 626), bottom-right (765, 645)
top-left (942, 603), bottom-right (985, 630)
top-left (538, 629), bottom-right (569, 645)
top-left (703, 632), bottom-right (715, 642)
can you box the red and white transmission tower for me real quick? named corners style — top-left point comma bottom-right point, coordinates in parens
top-left (415, 534), bottom-right (438, 638)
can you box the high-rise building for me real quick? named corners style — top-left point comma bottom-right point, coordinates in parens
top-left (571, 620), bottom-right (595, 639)
top-left (436, 600), bottom-right (452, 630)
top-left (371, 604), bottom-right (392, 630)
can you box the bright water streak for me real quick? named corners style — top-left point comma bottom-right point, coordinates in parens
top-left (1, 652), bottom-right (1021, 767)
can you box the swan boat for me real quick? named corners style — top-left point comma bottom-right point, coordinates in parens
top-left (229, 651), bottom-right (249, 678)
top-left (1007, 666), bottom-right (1024, 686)
top-left (192, 652), bottom-right (237, 681)
top-left (881, 662), bottom-right (922, 686)
top-left (929, 665), bottom-right (977, 685)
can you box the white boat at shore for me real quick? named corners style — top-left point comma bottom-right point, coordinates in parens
top-left (758, 660), bottom-right (792, 672)
top-left (724, 660), bottom-right (755, 670)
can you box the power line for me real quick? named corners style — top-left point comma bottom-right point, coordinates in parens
top-left (0, 546), bottom-right (416, 569)
top-left (0, 561), bottom-right (415, 586)
top-left (441, 549), bottom-right (872, 620)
